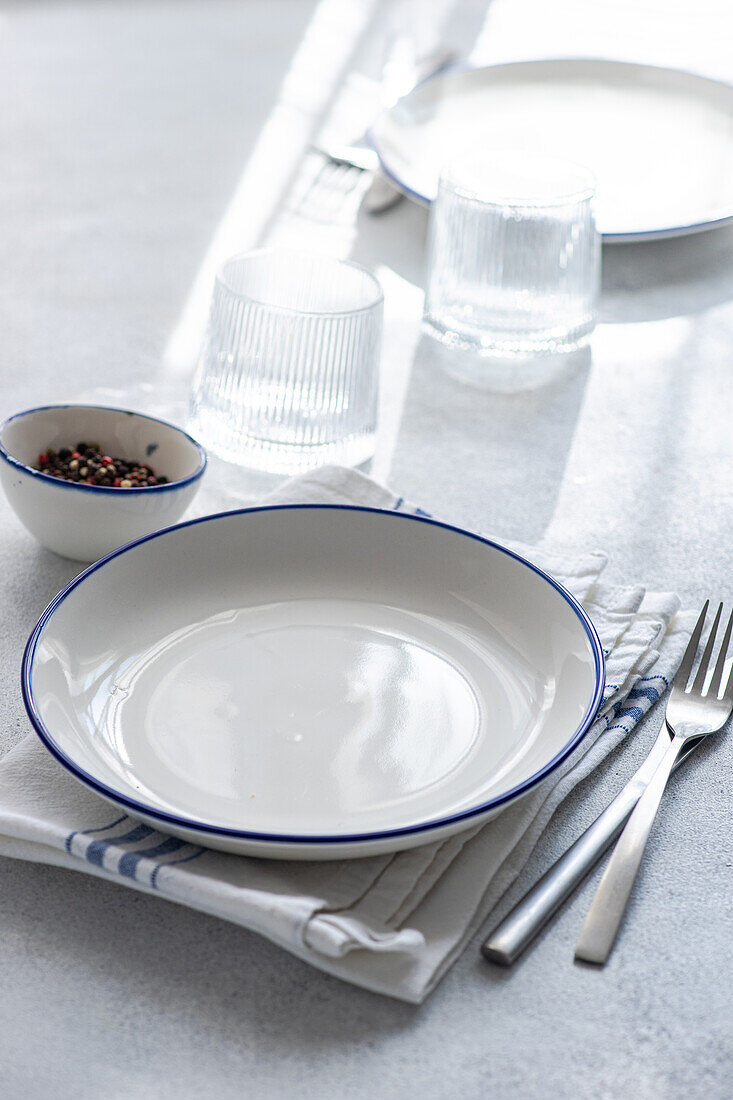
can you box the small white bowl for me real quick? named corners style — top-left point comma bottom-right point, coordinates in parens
top-left (0, 404), bottom-right (207, 561)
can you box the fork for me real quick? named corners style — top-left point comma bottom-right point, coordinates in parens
top-left (574, 600), bottom-right (733, 965)
top-left (314, 48), bottom-right (457, 215)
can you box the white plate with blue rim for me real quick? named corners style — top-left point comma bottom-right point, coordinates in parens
top-left (369, 58), bottom-right (733, 241)
top-left (23, 505), bottom-right (604, 859)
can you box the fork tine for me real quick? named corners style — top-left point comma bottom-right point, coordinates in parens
top-left (692, 602), bottom-right (722, 694)
top-left (709, 606), bottom-right (733, 699)
top-left (724, 664), bottom-right (733, 707)
top-left (673, 601), bottom-right (708, 691)
top-left (713, 647), bottom-right (733, 713)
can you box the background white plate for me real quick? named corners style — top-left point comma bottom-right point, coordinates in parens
top-left (24, 506), bottom-right (604, 859)
top-left (370, 58), bottom-right (733, 241)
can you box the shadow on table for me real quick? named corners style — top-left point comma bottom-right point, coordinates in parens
top-left (393, 338), bottom-right (592, 544)
top-left (600, 223), bottom-right (733, 324)
top-left (346, 200), bottom-right (593, 542)
top-left (347, 202), bottom-right (733, 550)
top-left (350, 194), bottom-right (430, 288)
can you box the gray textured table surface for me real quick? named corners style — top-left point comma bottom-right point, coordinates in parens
top-left (0, 2), bottom-right (731, 1097)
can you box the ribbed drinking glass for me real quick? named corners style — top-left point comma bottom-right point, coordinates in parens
top-left (190, 250), bottom-right (383, 473)
top-left (423, 151), bottom-right (600, 357)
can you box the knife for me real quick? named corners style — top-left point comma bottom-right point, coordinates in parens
top-left (480, 720), bottom-right (702, 966)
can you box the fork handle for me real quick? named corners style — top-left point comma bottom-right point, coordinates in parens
top-left (574, 732), bottom-right (686, 964)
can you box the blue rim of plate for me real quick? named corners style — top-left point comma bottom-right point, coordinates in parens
top-left (21, 504), bottom-right (605, 846)
top-left (0, 403), bottom-right (207, 495)
top-left (367, 57), bottom-right (733, 243)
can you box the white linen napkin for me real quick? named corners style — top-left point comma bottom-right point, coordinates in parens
top-left (0, 466), bottom-right (693, 1002)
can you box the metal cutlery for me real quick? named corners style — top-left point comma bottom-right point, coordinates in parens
top-left (481, 600), bottom-right (729, 967)
top-left (313, 48), bottom-right (456, 215)
top-left (575, 600), bottom-right (733, 965)
top-left (480, 722), bottom-right (702, 966)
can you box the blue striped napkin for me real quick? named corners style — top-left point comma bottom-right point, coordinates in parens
top-left (0, 466), bottom-right (693, 1002)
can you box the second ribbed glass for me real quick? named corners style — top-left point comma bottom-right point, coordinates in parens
top-left (190, 250), bottom-right (383, 473)
top-left (423, 151), bottom-right (600, 357)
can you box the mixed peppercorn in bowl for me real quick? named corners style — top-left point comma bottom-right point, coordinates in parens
top-left (36, 441), bottom-right (169, 488)
top-left (0, 404), bottom-right (206, 561)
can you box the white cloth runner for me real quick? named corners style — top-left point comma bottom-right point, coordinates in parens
top-left (0, 465), bottom-right (693, 1002)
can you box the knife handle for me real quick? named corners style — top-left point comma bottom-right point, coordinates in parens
top-left (481, 780), bottom-right (642, 966)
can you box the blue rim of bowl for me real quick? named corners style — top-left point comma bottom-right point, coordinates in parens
top-left (0, 404), bottom-right (207, 494)
top-left (366, 57), bottom-right (733, 243)
top-left (21, 504), bottom-right (605, 846)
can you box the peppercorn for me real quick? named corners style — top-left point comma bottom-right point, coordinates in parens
top-left (35, 442), bottom-right (168, 486)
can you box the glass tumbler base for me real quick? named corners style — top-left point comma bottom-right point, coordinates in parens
top-left (422, 315), bottom-right (594, 358)
top-left (190, 413), bottom-right (376, 475)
